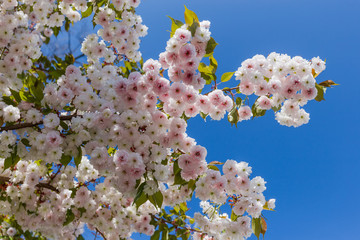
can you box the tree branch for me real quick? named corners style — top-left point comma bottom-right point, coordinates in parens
top-left (0, 114), bottom-right (77, 132)
top-left (95, 228), bottom-right (107, 240)
top-left (204, 86), bottom-right (239, 96)
top-left (0, 176), bottom-right (59, 193)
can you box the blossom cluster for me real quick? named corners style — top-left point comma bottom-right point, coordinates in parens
top-left (192, 160), bottom-right (275, 239)
top-left (235, 53), bottom-right (326, 127)
top-left (0, 157), bottom-right (158, 239)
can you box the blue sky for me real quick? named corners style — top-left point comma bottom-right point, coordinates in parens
top-left (134, 0), bottom-right (360, 239)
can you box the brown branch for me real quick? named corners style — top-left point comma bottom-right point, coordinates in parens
top-left (95, 228), bottom-right (107, 240)
top-left (0, 176), bottom-right (59, 193)
top-left (222, 86), bottom-right (240, 92)
top-left (0, 114), bottom-right (77, 132)
top-left (204, 86), bottom-right (239, 96)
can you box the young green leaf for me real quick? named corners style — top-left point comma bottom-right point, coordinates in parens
top-left (60, 154), bottom-right (72, 166)
top-left (74, 147), bottom-right (82, 167)
top-left (228, 106), bottom-right (239, 127)
top-left (315, 83), bottom-right (326, 102)
top-left (251, 218), bottom-right (262, 240)
top-left (81, 4), bottom-right (93, 19)
top-left (168, 16), bottom-right (184, 37)
top-left (151, 230), bottom-right (161, 240)
top-left (63, 209), bottom-right (75, 226)
top-left (205, 37), bottom-right (218, 56)
top-left (221, 72), bottom-right (235, 83)
top-left (235, 97), bottom-right (242, 107)
top-left (184, 6), bottom-right (199, 26)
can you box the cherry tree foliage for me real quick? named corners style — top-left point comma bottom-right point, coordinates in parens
top-left (0, 0), bottom-right (337, 239)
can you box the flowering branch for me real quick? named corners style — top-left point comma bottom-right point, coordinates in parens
top-left (0, 176), bottom-right (59, 193)
top-left (0, 114), bottom-right (77, 132)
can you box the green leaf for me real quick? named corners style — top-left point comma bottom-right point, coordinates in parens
top-left (199, 112), bottom-right (208, 121)
top-left (260, 217), bottom-right (267, 238)
top-left (36, 70), bottom-right (46, 82)
top-left (28, 75), bottom-right (44, 102)
top-left (169, 235), bottom-right (177, 240)
top-left (208, 161), bottom-right (224, 165)
top-left (184, 6), bottom-right (199, 26)
top-left (65, 18), bottom-right (70, 31)
top-left (263, 201), bottom-right (275, 211)
top-left (173, 161), bottom-right (187, 185)
top-left (96, 0), bottom-right (107, 7)
top-left (76, 235), bottom-right (85, 240)
top-left (78, 207), bottom-right (86, 216)
top-left (209, 55), bottom-right (218, 72)
top-left (134, 182), bottom-right (147, 208)
top-left (173, 205), bottom-right (180, 214)
top-left (151, 230), bottom-right (161, 240)
top-left (221, 72), bottom-right (235, 83)
top-left (152, 191), bottom-right (163, 208)
top-left (2, 96), bottom-right (17, 106)
top-left (205, 37), bottom-right (218, 56)
top-left (63, 209), bottom-right (75, 226)
top-left (81, 4), bottom-right (93, 19)
top-left (198, 63), bottom-right (214, 75)
top-left (59, 121), bottom-right (68, 130)
top-left (227, 106), bottom-right (239, 127)
top-left (9, 89), bottom-right (21, 103)
top-left (4, 146), bottom-right (19, 170)
top-left (65, 54), bottom-right (75, 64)
top-left (12, 154), bottom-right (20, 167)
top-left (74, 147), bottom-right (82, 167)
top-left (21, 138), bottom-right (31, 147)
top-left (135, 192), bottom-right (148, 210)
top-left (19, 90), bottom-right (35, 103)
top-left (251, 218), bottom-right (261, 240)
top-left (4, 156), bottom-right (12, 170)
top-left (161, 229), bottom-right (169, 240)
top-left (315, 83), bottom-right (326, 102)
top-left (319, 80), bottom-right (339, 88)
top-left (251, 102), bottom-right (266, 118)
top-left (207, 165), bottom-right (219, 171)
top-left (168, 16), bottom-right (184, 38)
top-left (60, 154), bottom-right (72, 166)
top-left (235, 97), bottom-right (242, 107)
top-left (188, 21), bottom-right (199, 37)
top-left (231, 211), bottom-right (238, 221)
top-left (52, 26), bottom-right (60, 37)
top-left (179, 202), bottom-right (188, 212)
top-left (271, 104), bottom-right (281, 112)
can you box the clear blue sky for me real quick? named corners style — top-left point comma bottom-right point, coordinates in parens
top-left (70, 0), bottom-right (360, 239)
top-left (134, 0), bottom-right (360, 239)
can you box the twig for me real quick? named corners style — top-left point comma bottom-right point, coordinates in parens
top-left (204, 86), bottom-right (239, 96)
top-left (95, 228), bottom-right (107, 240)
top-left (0, 114), bottom-right (77, 132)
top-left (75, 54), bottom-right (85, 60)
top-left (0, 176), bottom-right (59, 193)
